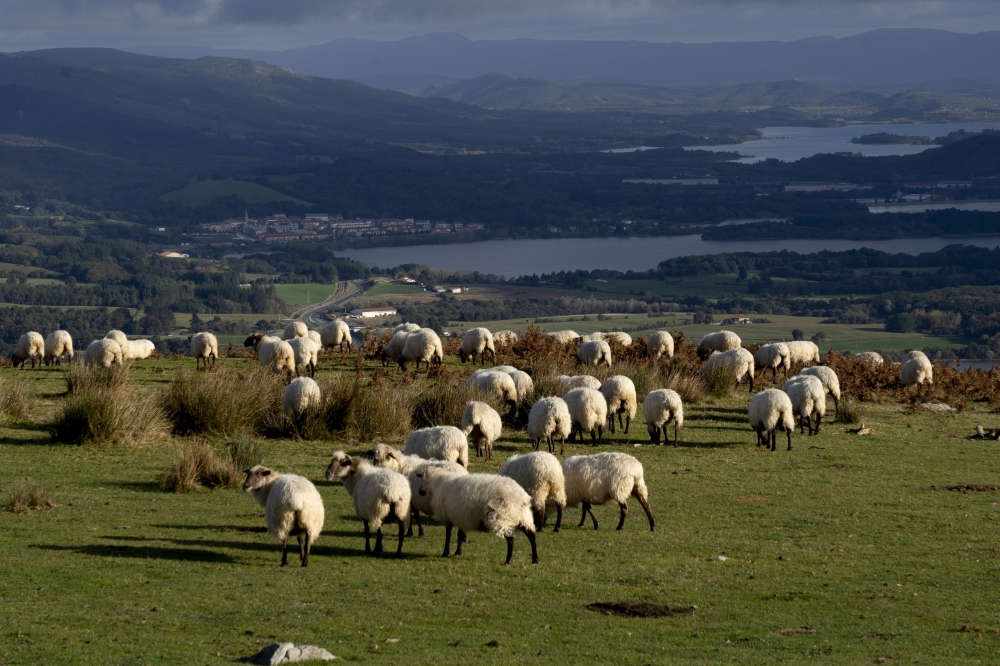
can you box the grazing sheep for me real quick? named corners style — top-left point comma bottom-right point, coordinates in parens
top-left (242, 466), bottom-right (324, 567)
top-left (286, 336), bottom-right (319, 378)
top-left (527, 396), bottom-right (572, 454)
top-left (798, 365), bottom-right (842, 411)
top-left (901, 355), bottom-right (934, 387)
top-left (326, 453), bottom-right (410, 557)
top-left (381, 330), bottom-right (411, 366)
top-left (853, 351), bottom-right (884, 365)
top-left (643, 389), bottom-right (683, 446)
top-left (282, 321), bottom-right (308, 340)
top-left (754, 342), bottom-right (791, 380)
top-left (11, 331), bottom-right (45, 368)
top-left (416, 467), bottom-right (538, 565)
top-left (562, 452), bottom-right (655, 531)
top-left (697, 330), bottom-right (742, 359)
top-left (371, 444), bottom-right (468, 537)
top-left (903, 350), bottom-right (928, 362)
top-left (547, 330), bottom-right (580, 345)
top-left (501, 452), bottom-right (567, 531)
top-left (84, 338), bottom-right (123, 368)
top-left (459, 327), bottom-right (496, 365)
top-left (604, 331), bottom-right (633, 347)
top-left (493, 330), bottom-right (518, 349)
top-left (403, 425), bottom-right (469, 468)
top-left (646, 331), bottom-right (675, 359)
top-left (399, 328), bottom-right (444, 371)
top-left (748, 388), bottom-right (795, 452)
top-left (320, 320), bottom-right (352, 352)
top-left (307, 330), bottom-right (322, 347)
top-left (189, 331), bottom-right (218, 370)
top-left (244, 333), bottom-right (295, 376)
top-left (576, 339), bottom-right (612, 368)
top-left (786, 340), bottom-right (821, 367)
top-left (283, 376), bottom-right (322, 427)
top-left (554, 374), bottom-right (603, 392)
top-left (563, 387), bottom-right (607, 446)
top-left (126, 339), bottom-right (156, 360)
top-left (394, 322), bottom-right (421, 333)
top-left (105, 330), bottom-right (130, 357)
top-left (462, 401), bottom-right (503, 461)
top-left (43, 330), bottom-right (74, 366)
top-left (701, 347), bottom-right (755, 391)
top-left (580, 332), bottom-right (603, 342)
top-left (506, 370), bottom-right (534, 402)
top-left (599, 375), bottom-right (637, 434)
top-left (463, 370), bottom-right (518, 413)
top-left (782, 375), bottom-right (826, 435)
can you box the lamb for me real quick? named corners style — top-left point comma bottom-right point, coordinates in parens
top-left (463, 370), bottom-right (518, 413)
top-left (307, 330), bottom-right (322, 347)
top-left (283, 376), bottom-right (322, 428)
top-left (403, 425), bottom-right (469, 468)
top-left (527, 396), bottom-right (572, 454)
top-left (643, 389), bottom-right (683, 446)
top-left (394, 322), bottom-right (421, 333)
top-left (901, 355), bottom-right (934, 387)
top-left (188, 331), bottom-right (218, 370)
top-left (320, 320), bottom-right (352, 352)
top-left (459, 327), bottom-right (496, 365)
top-left (697, 330), bottom-right (742, 359)
top-left (501, 452), bottom-right (567, 531)
top-left (126, 339), bottom-right (156, 360)
top-left (105, 330), bottom-right (130, 357)
top-left (604, 331), bottom-right (633, 347)
top-left (563, 387), bottom-right (607, 446)
top-left (43, 330), bottom-right (74, 366)
top-left (371, 444), bottom-right (468, 537)
top-left (786, 340), bottom-right (821, 367)
top-left (243, 333), bottom-right (295, 376)
top-left (646, 331), bottom-right (674, 359)
top-left (798, 365), bottom-right (842, 412)
top-left (398, 328), bottom-right (443, 371)
top-left (554, 374), bottom-right (602, 392)
top-left (576, 339), bottom-right (612, 367)
top-left (853, 351), bottom-right (884, 365)
top-left (547, 330), bottom-right (580, 345)
top-left (462, 401), bottom-right (503, 461)
top-left (748, 388), bottom-right (795, 452)
top-left (11, 331), bottom-right (44, 368)
top-left (381, 330), bottom-right (410, 366)
top-left (782, 375), bottom-right (826, 435)
top-left (282, 321), bottom-right (308, 340)
top-left (562, 452), bottom-right (655, 531)
top-left (599, 375), bottom-right (637, 434)
top-left (754, 342), bottom-right (791, 380)
top-left (84, 338), bottom-right (123, 368)
top-left (492, 330), bottom-right (518, 349)
top-left (326, 453), bottom-right (410, 557)
top-left (242, 466), bottom-right (324, 567)
top-left (416, 467), bottom-right (538, 565)
top-left (701, 347), bottom-right (755, 391)
top-left (286, 336), bottom-right (319, 378)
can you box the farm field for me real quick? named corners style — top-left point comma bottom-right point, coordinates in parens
top-left (364, 283), bottom-right (426, 297)
top-left (159, 180), bottom-right (312, 208)
top-left (271, 284), bottom-right (340, 308)
top-left (1, 353), bottom-right (1000, 663)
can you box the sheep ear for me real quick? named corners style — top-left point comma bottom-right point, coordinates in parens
top-left (261, 469), bottom-right (271, 476)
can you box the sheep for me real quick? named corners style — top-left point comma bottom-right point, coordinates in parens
top-left (501, 452), bottom-right (567, 532)
top-left (547, 330), bottom-right (580, 345)
top-left (853, 351), bottom-right (884, 365)
top-left (326, 453), bottom-right (410, 557)
top-left (901, 355), bottom-right (934, 387)
top-left (562, 452), bottom-right (655, 531)
top-left (462, 400), bottom-right (503, 461)
top-left (600, 375), bottom-right (637, 434)
top-left (748, 388), bottom-right (795, 452)
top-left (563, 387), bottom-right (607, 446)
top-left (527, 396), bottom-right (573, 454)
top-left (492, 330), bottom-right (518, 349)
top-left (242, 466), bottom-right (324, 567)
top-left (11, 331), bottom-right (44, 368)
top-left (798, 365), bottom-right (842, 412)
top-left (576, 339), bottom-right (612, 367)
top-left (381, 330), bottom-right (410, 366)
top-left (701, 347), bottom-right (755, 391)
top-left (394, 322), bottom-right (421, 333)
top-left (403, 425), bottom-right (469, 468)
top-left (307, 330), bottom-right (322, 347)
top-left (463, 370), bottom-right (518, 414)
top-left (697, 330), bottom-right (741, 359)
top-left (282, 321), bottom-right (308, 340)
top-left (105, 330), bottom-right (130, 357)
top-left (782, 375), bottom-right (826, 435)
top-left (554, 374), bottom-right (602, 392)
top-left (459, 327), bottom-right (496, 365)
top-left (243, 333), bottom-right (295, 376)
top-left (188, 331), bottom-right (218, 370)
top-left (506, 370), bottom-right (534, 402)
top-left (604, 331), bottom-right (633, 347)
top-left (43, 330), bottom-right (74, 366)
top-left (416, 467), bottom-right (538, 565)
top-left (903, 350), bottom-right (928, 362)
top-left (786, 340), bottom-right (821, 367)
top-left (371, 444), bottom-right (468, 537)
top-left (399, 328), bottom-right (443, 371)
top-left (283, 376), bottom-right (322, 428)
top-left (126, 339), bottom-right (156, 360)
top-left (646, 331), bottom-right (674, 359)
top-left (286, 336), bottom-right (319, 378)
top-left (83, 338), bottom-right (123, 368)
top-left (320, 320), bottom-right (352, 352)
top-left (643, 389), bottom-right (683, 446)
top-left (754, 342), bottom-right (791, 380)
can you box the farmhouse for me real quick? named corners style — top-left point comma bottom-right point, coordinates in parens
top-left (350, 307), bottom-right (398, 318)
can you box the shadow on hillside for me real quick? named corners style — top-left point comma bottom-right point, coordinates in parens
top-left (101, 534), bottom-right (425, 559)
top-left (32, 543), bottom-right (237, 563)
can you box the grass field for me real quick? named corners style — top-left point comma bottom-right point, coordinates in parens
top-left (271, 284), bottom-right (339, 307)
top-left (2, 355), bottom-right (1000, 663)
top-left (160, 180), bottom-right (312, 208)
top-left (364, 283), bottom-right (426, 297)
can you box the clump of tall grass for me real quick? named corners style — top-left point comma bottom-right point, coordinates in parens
top-left (836, 393), bottom-right (865, 424)
top-left (0, 374), bottom-right (30, 420)
top-left (66, 362), bottom-right (131, 394)
top-left (161, 434), bottom-right (270, 492)
top-left (702, 365), bottom-right (735, 398)
top-left (317, 372), bottom-right (418, 441)
top-left (665, 371), bottom-right (707, 405)
top-left (165, 368), bottom-right (285, 437)
top-left (4, 478), bottom-right (56, 512)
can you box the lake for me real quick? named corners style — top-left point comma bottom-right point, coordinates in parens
top-left (336, 235), bottom-right (1000, 277)
top-left (687, 123), bottom-right (1000, 163)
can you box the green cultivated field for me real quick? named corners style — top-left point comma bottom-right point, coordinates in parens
top-left (364, 283), bottom-right (425, 297)
top-left (271, 284), bottom-right (339, 307)
top-left (160, 180), bottom-right (311, 207)
top-left (2, 357), bottom-right (1000, 663)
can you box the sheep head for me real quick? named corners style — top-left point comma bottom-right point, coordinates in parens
top-left (325, 451), bottom-right (352, 481)
top-left (242, 465), bottom-right (277, 493)
top-left (243, 333), bottom-right (264, 350)
top-left (370, 444), bottom-right (401, 470)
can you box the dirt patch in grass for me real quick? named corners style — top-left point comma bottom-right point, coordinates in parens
top-left (931, 484), bottom-right (999, 492)
top-left (586, 602), bottom-right (696, 618)
top-left (776, 626), bottom-right (818, 636)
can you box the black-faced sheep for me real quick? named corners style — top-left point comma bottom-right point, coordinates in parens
top-left (782, 375), bottom-right (825, 435)
top-left (188, 332), bottom-right (218, 370)
top-left (599, 375), bottom-right (637, 434)
top-left (643, 388), bottom-right (683, 446)
top-left (748, 388), bottom-right (795, 452)
top-left (244, 333), bottom-right (295, 377)
top-left (563, 387), bottom-right (607, 446)
top-left (12, 331), bottom-right (44, 368)
top-left (43, 330), bottom-right (74, 366)
top-left (754, 342), bottom-right (790, 380)
top-left (576, 339), bottom-right (612, 368)
top-left (326, 453), bottom-right (410, 557)
top-left (84, 338), bottom-right (123, 368)
top-left (461, 400), bottom-right (502, 461)
top-left (562, 452), bottom-right (655, 531)
top-left (399, 328), bottom-right (443, 371)
top-left (798, 365), bottom-right (842, 411)
top-left (702, 348), bottom-right (755, 391)
top-left (459, 327), bottom-right (496, 365)
top-left (321, 320), bottom-right (352, 352)
top-left (527, 396), bottom-right (572, 454)
top-left (697, 330), bottom-right (741, 360)
top-left (371, 444), bottom-right (468, 537)
top-left (646, 331), bottom-right (674, 359)
top-left (282, 322), bottom-right (308, 340)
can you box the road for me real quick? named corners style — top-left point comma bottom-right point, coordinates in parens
top-left (287, 280), bottom-right (373, 329)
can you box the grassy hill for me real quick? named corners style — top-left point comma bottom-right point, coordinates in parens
top-left (161, 180), bottom-right (311, 207)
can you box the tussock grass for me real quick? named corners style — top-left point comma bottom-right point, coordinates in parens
top-left (317, 371), bottom-right (418, 441)
top-left (161, 434), bottom-right (270, 492)
top-left (665, 371), bottom-right (707, 405)
top-left (836, 393), bottom-right (865, 424)
top-left (4, 478), bottom-right (55, 512)
top-left (0, 374), bottom-right (30, 420)
top-left (165, 368), bottom-right (285, 437)
top-left (702, 365), bottom-right (736, 398)
top-left (66, 362), bottom-right (132, 394)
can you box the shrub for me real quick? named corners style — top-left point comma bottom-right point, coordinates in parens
top-left (52, 367), bottom-right (168, 446)
top-left (165, 368), bottom-right (285, 437)
top-left (161, 435), bottom-right (269, 492)
top-left (4, 479), bottom-right (55, 512)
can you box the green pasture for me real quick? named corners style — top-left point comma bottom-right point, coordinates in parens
top-left (271, 284), bottom-right (339, 307)
top-left (160, 180), bottom-right (311, 208)
top-left (364, 283), bottom-right (425, 297)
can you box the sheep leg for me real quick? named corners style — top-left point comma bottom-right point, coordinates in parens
top-left (607, 414), bottom-right (615, 434)
top-left (634, 489), bottom-right (656, 532)
top-left (616, 502), bottom-right (628, 530)
top-left (618, 412), bottom-right (624, 432)
top-left (589, 428), bottom-right (597, 446)
top-left (553, 503), bottom-right (563, 532)
top-left (786, 427), bottom-right (793, 451)
top-left (833, 396), bottom-right (839, 413)
top-left (674, 422), bottom-right (679, 447)
top-left (280, 538), bottom-right (289, 567)
top-left (560, 435), bottom-right (565, 456)
top-left (521, 525), bottom-right (539, 564)
top-left (442, 524), bottom-right (452, 557)
top-left (814, 413), bottom-right (822, 434)
top-left (374, 526), bottom-right (384, 557)
top-left (624, 413), bottom-right (631, 434)
top-left (533, 509), bottom-right (544, 531)
top-left (396, 517), bottom-right (405, 557)
top-left (770, 430), bottom-right (777, 452)
top-left (505, 536), bottom-right (515, 565)
top-left (455, 529), bottom-right (466, 556)
top-left (587, 505), bottom-right (600, 530)
top-left (298, 533), bottom-right (309, 567)
top-left (363, 520), bottom-right (372, 555)
top-left (578, 503), bottom-right (589, 528)
top-left (748, 374), bottom-right (754, 391)
top-left (597, 425), bottom-right (603, 445)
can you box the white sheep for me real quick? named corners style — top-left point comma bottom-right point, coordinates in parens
top-left (403, 425), bottom-right (469, 468)
top-left (189, 331), bottom-right (218, 370)
top-left (394, 322), bottom-right (421, 333)
top-left (527, 396), bottom-right (572, 454)
top-left (307, 330), bottom-right (322, 347)
top-left (853, 351), bottom-right (884, 365)
top-left (244, 333), bottom-right (295, 376)
top-left (782, 375), bottom-right (826, 435)
top-left (501, 452), bottom-right (567, 531)
top-left (547, 330), bottom-right (580, 345)
top-left (459, 327), bottom-right (496, 365)
top-left (462, 400), bottom-right (503, 461)
top-left (748, 388), bottom-right (795, 451)
top-left (83, 338), bottom-right (123, 368)
top-left (754, 342), bottom-right (791, 380)
top-left (903, 350), bottom-right (928, 362)
top-left (11, 331), bottom-right (44, 368)
top-left (326, 453), bottom-right (410, 557)
top-left (563, 387), bottom-right (607, 446)
top-left (105, 330), bottom-right (130, 357)
top-left (320, 320), bottom-right (352, 352)
top-left (697, 330), bottom-right (741, 359)
top-left (576, 339), bottom-right (612, 367)
top-left (506, 370), bottom-right (534, 402)
top-left (283, 376), bottom-right (322, 427)
top-left (282, 321), bottom-right (308, 340)
top-left (463, 370), bottom-right (518, 413)
top-left (126, 339), bottom-right (156, 360)
top-left (398, 328), bottom-right (443, 371)
top-left (492, 330), bottom-right (518, 349)
top-left (786, 340), bottom-right (821, 367)
top-left (599, 375), bottom-right (637, 434)
top-left (798, 365), bottom-right (842, 412)
top-left (416, 467), bottom-right (538, 565)
top-left (554, 374), bottom-right (603, 392)
top-left (901, 355), bottom-right (934, 387)
top-left (643, 389), bottom-right (683, 446)
top-left (646, 331), bottom-right (674, 359)
top-left (242, 466), bottom-right (324, 567)
top-left (286, 336), bottom-right (319, 378)
top-left (701, 347), bottom-right (755, 391)
top-left (43, 330), bottom-right (74, 366)
top-left (604, 331), bottom-right (633, 347)
top-left (381, 330), bottom-right (410, 366)
top-left (371, 444), bottom-right (468, 537)
top-left (562, 452), bottom-right (655, 531)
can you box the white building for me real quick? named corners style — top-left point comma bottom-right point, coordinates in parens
top-left (350, 307), bottom-right (397, 318)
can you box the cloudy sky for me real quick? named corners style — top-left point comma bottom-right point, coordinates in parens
top-left (0, 0), bottom-right (997, 51)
